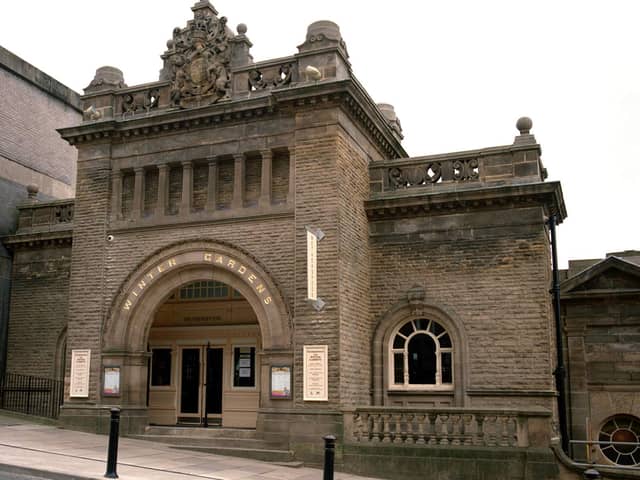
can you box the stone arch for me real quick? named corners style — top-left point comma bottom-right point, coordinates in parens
top-left (372, 285), bottom-right (468, 406)
top-left (104, 240), bottom-right (292, 355)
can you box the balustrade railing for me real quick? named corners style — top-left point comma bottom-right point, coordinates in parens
top-left (344, 407), bottom-right (552, 448)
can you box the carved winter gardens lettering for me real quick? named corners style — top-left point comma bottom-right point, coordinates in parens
top-left (122, 251), bottom-right (272, 311)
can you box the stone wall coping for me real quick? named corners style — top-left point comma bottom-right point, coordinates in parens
top-left (15, 198), bottom-right (75, 210)
top-left (347, 406), bottom-right (552, 417)
top-left (0, 46), bottom-right (81, 111)
top-left (232, 54), bottom-right (298, 73)
top-left (258, 407), bottom-right (343, 416)
top-left (372, 142), bottom-right (541, 167)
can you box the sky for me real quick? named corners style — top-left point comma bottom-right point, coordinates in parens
top-left (1, 1), bottom-right (638, 268)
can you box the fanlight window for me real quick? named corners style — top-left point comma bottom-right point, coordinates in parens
top-left (390, 319), bottom-right (453, 389)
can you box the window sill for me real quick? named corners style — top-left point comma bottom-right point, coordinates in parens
top-left (387, 388), bottom-right (454, 395)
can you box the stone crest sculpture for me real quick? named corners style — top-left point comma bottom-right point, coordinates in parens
top-left (161, 2), bottom-right (232, 108)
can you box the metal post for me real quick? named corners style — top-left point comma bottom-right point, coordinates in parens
top-left (104, 408), bottom-right (120, 478)
top-left (583, 468), bottom-right (601, 479)
top-left (323, 435), bottom-right (336, 480)
top-left (203, 342), bottom-right (210, 428)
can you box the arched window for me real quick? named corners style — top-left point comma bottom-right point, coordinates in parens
top-left (389, 318), bottom-right (453, 390)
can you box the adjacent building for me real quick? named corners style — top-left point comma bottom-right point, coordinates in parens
top-left (0, 45), bottom-right (80, 378)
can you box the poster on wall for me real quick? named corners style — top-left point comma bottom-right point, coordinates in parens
top-left (271, 366), bottom-right (292, 399)
top-left (303, 345), bottom-right (328, 401)
top-left (103, 367), bottom-right (120, 397)
top-left (69, 349), bottom-right (91, 398)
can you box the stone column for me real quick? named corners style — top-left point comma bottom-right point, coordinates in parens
top-left (232, 153), bottom-right (245, 209)
top-left (259, 149), bottom-right (272, 208)
top-left (156, 164), bottom-right (168, 218)
top-left (287, 148), bottom-right (295, 205)
top-left (110, 168), bottom-right (122, 221)
top-left (206, 157), bottom-right (217, 213)
top-left (180, 160), bottom-right (193, 214)
top-left (132, 167), bottom-right (144, 219)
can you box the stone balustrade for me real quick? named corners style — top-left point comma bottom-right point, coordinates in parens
top-left (344, 406), bottom-right (552, 448)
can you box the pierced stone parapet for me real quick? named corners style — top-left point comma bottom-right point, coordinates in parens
top-left (13, 199), bottom-right (75, 235)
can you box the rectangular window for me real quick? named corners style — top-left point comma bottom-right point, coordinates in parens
top-left (151, 348), bottom-right (172, 386)
top-left (233, 346), bottom-right (255, 387)
top-left (393, 353), bottom-right (404, 384)
top-left (441, 352), bottom-right (452, 384)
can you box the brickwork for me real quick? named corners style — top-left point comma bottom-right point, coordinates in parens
top-left (5, 244), bottom-right (71, 377)
top-left (369, 215), bottom-right (556, 410)
top-left (192, 163), bottom-right (208, 211)
top-left (143, 168), bottom-right (158, 217)
top-left (293, 112), bottom-right (341, 407)
top-left (121, 171), bottom-right (134, 217)
top-left (336, 129), bottom-right (373, 406)
top-left (0, 64), bottom-right (78, 188)
top-left (271, 152), bottom-right (289, 204)
top-left (167, 165), bottom-right (182, 215)
top-left (244, 155), bottom-right (261, 207)
top-left (216, 158), bottom-right (233, 209)
top-left (65, 153), bottom-right (111, 401)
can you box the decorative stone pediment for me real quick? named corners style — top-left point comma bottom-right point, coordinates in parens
top-left (160, 1), bottom-right (233, 108)
top-left (561, 256), bottom-right (640, 296)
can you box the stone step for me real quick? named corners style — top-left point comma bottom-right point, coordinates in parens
top-left (144, 425), bottom-right (258, 440)
top-left (130, 434), bottom-right (284, 450)
top-left (169, 444), bottom-right (297, 464)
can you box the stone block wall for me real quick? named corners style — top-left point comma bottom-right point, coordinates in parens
top-left (6, 243), bottom-right (71, 378)
top-left (369, 206), bottom-right (556, 410)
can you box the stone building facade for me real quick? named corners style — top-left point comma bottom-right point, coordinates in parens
top-left (3, 2), bottom-right (579, 478)
top-left (0, 46), bottom-right (80, 378)
top-left (561, 251), bottom-right (640, 467)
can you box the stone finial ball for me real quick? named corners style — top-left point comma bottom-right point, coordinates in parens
top-left (237, 23), bottom-right (247, 35)
top-left (26, 184), bottom-right (39, 196)
top-left (516, 116), bottom-right (533, 134)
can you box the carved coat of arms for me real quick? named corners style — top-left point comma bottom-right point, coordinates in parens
top-left (162, 6), bottom-right (232, 108)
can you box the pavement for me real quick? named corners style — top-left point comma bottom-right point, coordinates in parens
top-left (0, 412), bottom-right (378, 480)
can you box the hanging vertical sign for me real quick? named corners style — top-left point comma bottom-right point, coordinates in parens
top-left (306, 226), bottom-right (325, 311)
top-left (70, 349), bottom-right (91, 398)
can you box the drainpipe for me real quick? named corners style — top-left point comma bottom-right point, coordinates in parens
top-left (549, 214), bottom-right (569, 453)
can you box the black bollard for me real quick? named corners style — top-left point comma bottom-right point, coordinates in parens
top-left (104, 407), bottom-right (120, 478)
top-left (583, 468), bottom-right (601, 480)
top-left (323, 434), bottom-right (336, 480)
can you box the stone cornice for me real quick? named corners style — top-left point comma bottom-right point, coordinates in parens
top-left (2, 231), bottom-right (73, 249)
top-left (366, 181), bottom-right (567, 221)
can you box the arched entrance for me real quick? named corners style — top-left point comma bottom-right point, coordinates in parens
top-left (102, 241), bottom-right (292, 430)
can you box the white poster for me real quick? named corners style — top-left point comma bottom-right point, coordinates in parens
top-left (70, 349), bottom-right (91, 398)
top-left (303, 345), bottom-right (328, 401)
